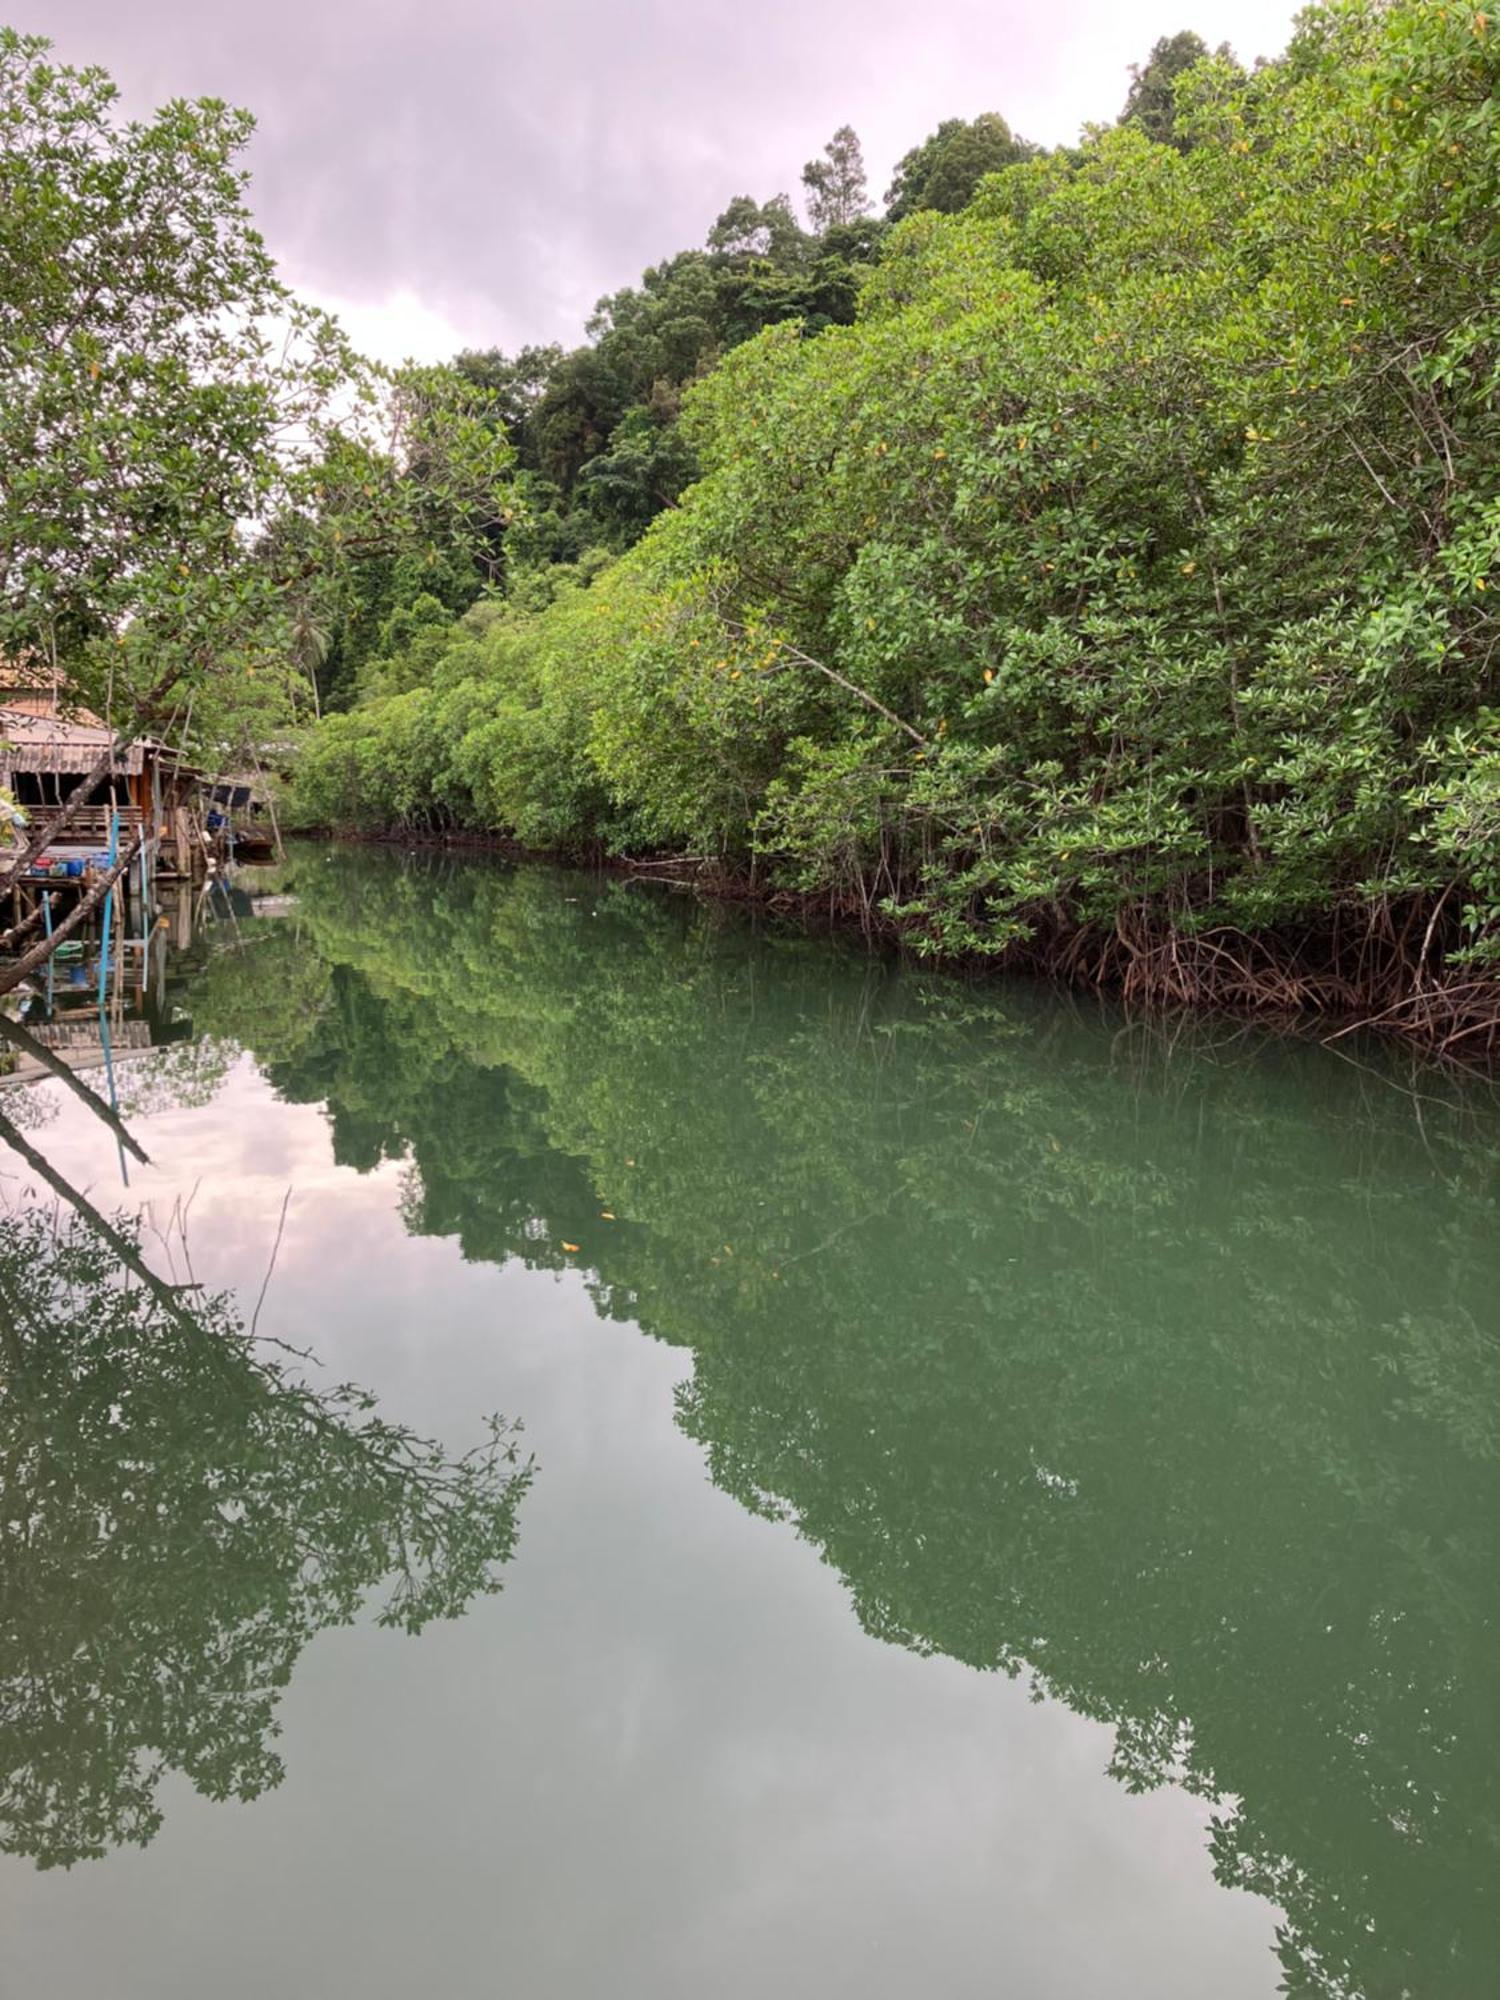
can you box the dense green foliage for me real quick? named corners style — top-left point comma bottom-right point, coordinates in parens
top-left (191, 845), bottom-right (1500, 1997)
top-left (310, 112), bottom-right (1045, 705)
top-left (1119, 30), bottom-right (1238, 149)
top-left (0, 30), bottom-right (512, 767)
top-left (293, 3), bottom-right (1500, 1034)
top-left (312, 147), bottom-right (898, 709)
top-left (884, 111), bottom-right (1037, 219)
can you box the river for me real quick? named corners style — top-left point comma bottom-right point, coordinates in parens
top-left (0, 842), bottom-right (1495, 1999)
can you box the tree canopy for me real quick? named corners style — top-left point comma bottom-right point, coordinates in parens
top-left (290, 1), bottom-right (1500, 1046)
top-left (0, 29), bottom-right (512, 753)
top-left (1119, 29), bottom-right (1237, 148)
top-left (884, 112), bottom-right (1035, 220)
top-left (802, 124), bottom-right (870, 230)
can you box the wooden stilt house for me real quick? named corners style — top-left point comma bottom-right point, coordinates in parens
top-left (0, 696), bottom-right (205, 877)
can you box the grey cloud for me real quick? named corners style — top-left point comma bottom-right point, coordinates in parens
top-left (31, 0), bottom-right (1297, 355)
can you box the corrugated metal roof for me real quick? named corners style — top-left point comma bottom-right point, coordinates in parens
top-left (0, 708), bottom-right (145, 775)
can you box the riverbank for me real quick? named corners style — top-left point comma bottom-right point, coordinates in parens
top-left (285, 9), bottom-right (1500, 1066)
top-left (292, 825), bottom-right (1500, 1064)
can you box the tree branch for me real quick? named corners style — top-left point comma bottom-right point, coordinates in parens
top-left (0, 1011), bottom-right (150, 1164)
top-left (0, 827), bottom-right (145, 999)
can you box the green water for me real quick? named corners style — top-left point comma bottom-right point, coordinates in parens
top-left (0, 844), bottom-right (1496, 1999)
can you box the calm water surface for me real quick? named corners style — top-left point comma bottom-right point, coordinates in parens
top-left (0, 845), bottom-right (1496, 2000)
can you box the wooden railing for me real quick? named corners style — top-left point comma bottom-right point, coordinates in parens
top-left (37, 806), bottom-right (144, 853)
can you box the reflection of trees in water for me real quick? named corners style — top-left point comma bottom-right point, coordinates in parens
top-left (111, 1036), bottom-right (239, 1118)
top-left (197, 844), bottom-right (1500, 1999)
top-left (0, 1196), bottom-right (531, 1871)
top-left (186, 914), bottom-right (333, 1070)
top-left (0, 1006), bottom-right (233, 1133)
top-left (0, 1080), bottom-right (58, 1131)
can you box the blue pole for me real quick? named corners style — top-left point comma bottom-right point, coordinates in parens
top-left (41, 890), bottom-right (53, 1013)
top-left (99, 1008), bottom-right (128, 1186)
top-left (96, 813), bottom-right (128, 1183)
top-left (96, 805), bottom-right (118, 1013)
top-left (97, 869), bottom-right (113, 1014)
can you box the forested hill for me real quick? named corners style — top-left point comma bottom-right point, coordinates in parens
top-left (292, 4), bottom-right (1500, 1051)
top-left (312, 97), bottom-right (1052, 703)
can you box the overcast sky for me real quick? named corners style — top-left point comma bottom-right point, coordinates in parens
top-left (35, 0), bottom-right (1299, 364)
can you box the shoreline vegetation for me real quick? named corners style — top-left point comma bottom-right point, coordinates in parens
top-left (299, 823), bottom-right (1500, 1063)
top-left (8, 9), bottom-right (1500, 1060)
top-left (283, 4), bottom-right (1500, 1061)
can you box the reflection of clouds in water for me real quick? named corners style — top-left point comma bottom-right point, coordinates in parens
top-left (11, 842), bottom-right (1494, 2000)
top-left (0, 1184), bottom-right (1274, 2000)
top-left (0, 1032), bottom-right (1280, 2000)
top-left (9, 1055), bottom-right (402, 1315)
top-left (0, 1200), bottom-right (530, 1874)
top-left (0, 1014), bottom-right (1278, 1998)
